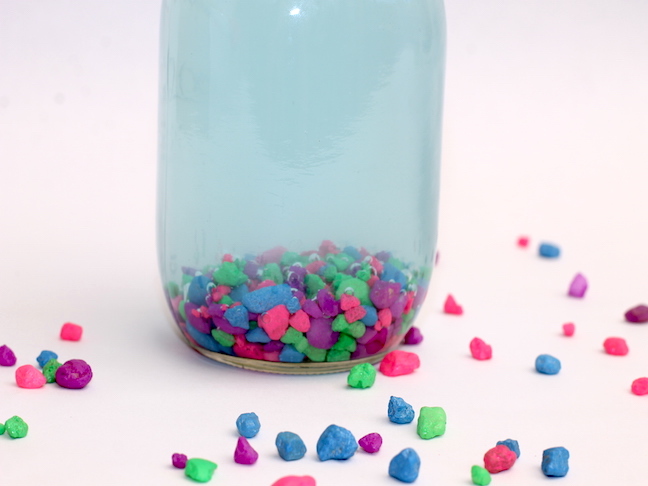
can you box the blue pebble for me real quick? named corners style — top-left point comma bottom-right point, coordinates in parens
top-left (381, 263), bottom-right (407, 287)
top-left (343, 246), bottom-right (362, 261)
top-left (245, 327), bottom-right (271, 343)
top-left (316, 424), bottom-right (358, 461)
top-left (497, 439), bottom-right (520, 458)
top-left (360, 305), bottom-right (378, 326)
top-left (224, 305), bottom-right (249, 329)
top-left (389, 448), bottom-right (421, 483)
top-left (388, 396), bottom-right (415, 424)
top-left (185, 322), bottom-right (234, 354)
top-left (535, 354), bottom-right (561, 375)
top-left (187, 274), bottom-right (212, 305)
top-left (242, 284), bottom-right (293, 313)
top-left (542, 446), bottom-right (570, 477)
top-left (236, 412), bottom-right (261, 438)
top-left (279, 344), bottom-right (305, 363)
top-left (275, 431), bottom-right (307, 461)
top-left (539, 242), bottom-right (561, 258)
top-left (285, 295), bottom-right (301, 314)
top-left (36, 350), bottom-right (58, 368)
top-left (229, 284), bottom-right (249, 302)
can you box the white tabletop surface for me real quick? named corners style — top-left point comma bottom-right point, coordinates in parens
top-left (2, 1), bottom-right (648, 485)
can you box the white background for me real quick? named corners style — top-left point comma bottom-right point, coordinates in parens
top-left (1, 1), bottom-right (648, 484)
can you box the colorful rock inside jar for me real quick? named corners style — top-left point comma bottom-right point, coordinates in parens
top-left (163, 240), bottom-right (431, 365)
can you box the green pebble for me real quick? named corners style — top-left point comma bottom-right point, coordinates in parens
top-left (356, 268), bottom-right (371, 281)
top-left (417, 406), bottom-right (446, 439)
top-left (334, 277), bottom-right (370, 305)
top-left (327, 252), bottom-right (355, 271)
top-left (182, 273), bottom-right (193, 286)
top-left (212, 261), bottom-right (247, 287)
top-left (211, 329), bottom-right (235, 347)
top-left (280, 327), bottom-right (304, 344)
top-left (347, 363), bottom-right (376, 388)
top-left (331, 314), bottom-right (349, 332)
top-left (471, 465), bottom-right (492, 485)
top-left (304, 274), bottom-right (326, 299)
top-left (5, 416), bottom-right (28, 439)
top-left (343, 321), bottom-right (366, 339)
top-left (248, 320), bottom-right (258, 330)
top-left (304, 346), bottom-right (327, 362)
top-left (178, 300), bottom-right (188, 321)
top-left (185, 458), bottom-right (218, 483)
top-left (262, 262), bottom-right (284, 284)
top-left (280, 251), bottom-right (301, 267)
top-left (326, 349), bottom-right (351, 362)
top-left (166, 281), bottom-right (180, 299)
top-left (322, 264), bottom-right (338, 283)
top-left (387, 256), bottom-right (405, 270)
top-left (332, 272), bottom-right (352, 290)
top-left (42, 358), bottom-right (62, 383)
top-left (234, 258), bottom-right (247, 270)
top-left (0, 423), bottom-right (5, 435)
top-left (332, 333), bottom-right (357, 353)
top-left (217, 295), bottom-right (233, 306)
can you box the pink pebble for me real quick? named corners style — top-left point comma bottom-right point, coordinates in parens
top-left (340, 293), bottom-right (361, 311)
top-left (403, 327), bottom-right (424, 345)
top-left (306, 260), bottom-right (327, 274)
top-left (470, 337), bottom-right (492, 360)
top-left (379, 350), bottom-right (420, 376)
top-left (604, 337), bottom-right (629, 356)
top-left (631, 377), bottom-right (648, 396)
top-left (358, 433), bottom-right (382, 453)
top-left (172, 453), bottom-right (188, 469)
top-left (234, 436), bottom-right (259, 465)
top-left (376, 308), bottom-right (392, 330)
top-left (259, 305), bottom-right (290, 340)
top-left (562, 322), bottom-right (575, 337)
top-left (60, 322), bottom-right (83, 341)
top-left (288, 309), bottom-right (311, 332)
top-left (15, 364), bottom-right (47, 389)
top-left (517, 236), bottom-right (530, 247)
top-left (344, 305), bottom-right (367, 323)
top-left (0, 344), bottom-right (17, 366)
top-left (484, 444), bottom-right (517, 473)
top-left (443, 294), bottom-right (463, 315)
top-left (256, 279), bottom-right (277, 289)
top-left (568, 272), bottom-right (588, 298)
top-left (271, 476), bottom-right (316, 486)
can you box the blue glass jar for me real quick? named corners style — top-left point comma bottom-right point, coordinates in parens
top-left (158, 0), bottom-right (445, 373)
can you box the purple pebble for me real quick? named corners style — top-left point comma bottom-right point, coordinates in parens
top-left (568, 272), bottom-right (588, 298)
top-left (184, 302), bottom-right (213, 334)
top-left (307, 317), bottom-right (339, 349)
top-left (375, 251), bottom-right (391, 262)
top-left (263, 341), bottom-right (285, 352)
top-left (625, 304), bottom-right (648, 323)
top-left (316, 289), bottom-right (340, 317)
top-left (358, 433), bottom-right (382, 453)
top-left (213, 316), bottom-right (247, 335)
top-left (0, 344), bottom-right (17, 366)
top-left (234, 437), bottom-right (259, 465)
top-left (55, 359), bottom-right (93, 389)
top-left (172, 453), bottom-right (188, 469)
top-left (302, 299), bottom-right (323, 318)
top-left (390, 293), bottom-right (408, 318)
top-left (403, 326), bottom-right (424, 345)
top-left (370, 280), bottom-right (402, 309)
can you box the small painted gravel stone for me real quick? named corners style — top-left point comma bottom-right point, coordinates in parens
top-left (0, 422), bottom-right (4, 435)
top-left (55, 359), bottom-right (93, 389)
top-left (36, 350), bottom-right (58, 368)
top-left (470, 337), bottom-right (492, 360)
top-left (538, 242), bottom-right (560, 258)
top-left (15, 364), bottom-right (47, 389)
top-left (5, 415), bottom-right (28, 439)
top-left (236, 412), bottom-right (260, 438)
top-left (388, 448), bottom-right (421, 483)
top-left (483, 444), bottom-right (516, 473)
top-left (568, 272), bottom-right (588, 298)
top-left (316, 424), bottom-right (357, 461)
top-left (631, 377), bottom-right (648, 395)
top-left (379, 350), bottom-right (420, 377)
top-left (496, 439), bottom-right (520, 458)
top-left (271, 476), bottom-right (316, 486)
top-left (625, 304), bottom-right (648, 323)
top-left (562, 322), bottom-right (575, 336)
top-left (535, 354), bottom-right (561, 375)
top-left (388, 396), bottom-right (415, 424)
top-left (541, 446), bottom-right (569, 477)
top-left (234, 436), bottom-right (259, 465)
top-left (0, 345), bottom-right (17, 366)
top-left (60, 322), bottom-right (83, 341)
top-left (443, 294), bottom-right (463, 315)
top-left (471, 465), bottom-right (492, 485)
top-left (403, 326), bottom-right (423, 345)
top-left (603, 337), bottom-right (629, 356)
top-left (358, 432), bottom-right (382, 453)
top-left (184, 458), bottom-right (218, 482)
top-left (347, 363), bottom-right (376, 389)
top-left (517, 236), bottom-right (529, 247)
top-left (276, 431), bottom-right (307, 461)
top-left (417, 406), bottom-right (446, 439)
top-left (42, 359), bottom-right (62, 383)
top-left (172, 453), bottom-right (188, 469)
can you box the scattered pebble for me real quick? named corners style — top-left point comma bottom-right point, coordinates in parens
top-left (236, 412), bottom-right (261, 438)
top-left (275, 431), bottom-right (307, 461)
top-left (517, 236), bottom-right (530, 248)
top-left (42, 359), bottom-right (62, 383)
top-left (316, 424), bottom-right (357, 461)
top-left (388, 448), bottom-right (420, 483)
top-left (483, 444), bottom-right (516, 473)
top-left (0, 422), bottom-right (4, 435)
top-left (562, 322), bottom-right (575, 337)
top-left (535, 354), bottom-right (561, 375)
top-left (443, 294), bottom-right (463, 315)
top-left (36, 350), bottom-right (58, 368)
top-left (184, 458), bottom-right (218, 483)
top-left (538, 242), bottom-right (560, 258)
top-left (271, 476), bottom-right (316, 486)
top-left (60, 322), bottom-right (83, 341)
top-left (0, 344), bottom-right (17, 366)
top-left (55, 359), bottom-right (93, 389)
top-left (471, 465), bottom-right (492, 485)
top-left (417, 406), bottom-right (446, 439)
top-left (172, 453), bottom-right (188, 469)
top-left (379, 350), bottom-right (420, 376)
top-left (15, 364), bottom-right (47, 389)
top-left (631, 377), bottom-right (648, 396)
top-left (5, 416), bottom-right (28, 439)
top-left (624, 304), bottom-right (648, 323)
top-left (541, 446), bottom-right (569, 477)
top-left (358, 432), bottom-right (382, 453)
top-left (567, 272), bottom-right (588, 298)
top-left (496, 439), bottom-right (520, 458)
top-left (347, 362), bottom-right (376, 389)
top-left (388, 396), bottom-right (415, 424)
top-left (234, 436), bottom-right (259, 465)
top-left (403, 326), bottom-right (424, 345)
top-left (469, 337), bottom-right (492, 360)
top-left (603, 337), bottom-right (629, 356)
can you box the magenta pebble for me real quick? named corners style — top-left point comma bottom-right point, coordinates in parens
top-left (625, 304), bottom-right (648, 324)
top-left (234, 437), bottom-right (259, 465)
top-left (358, 433), bottom-right (382, 453)
top-left (55, 359), bottom-right (93, 389)
top-left (172, 453), bottom-right (188, 469)
top-left (0, 345), bottom-right (17, 366)
top-left (403, 327), bottom-right (424, 345)
top-left (567, 273), bottom-right (588, 298)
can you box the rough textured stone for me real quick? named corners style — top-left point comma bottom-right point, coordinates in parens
top-left (316, 424), bottom-right (357, 461)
